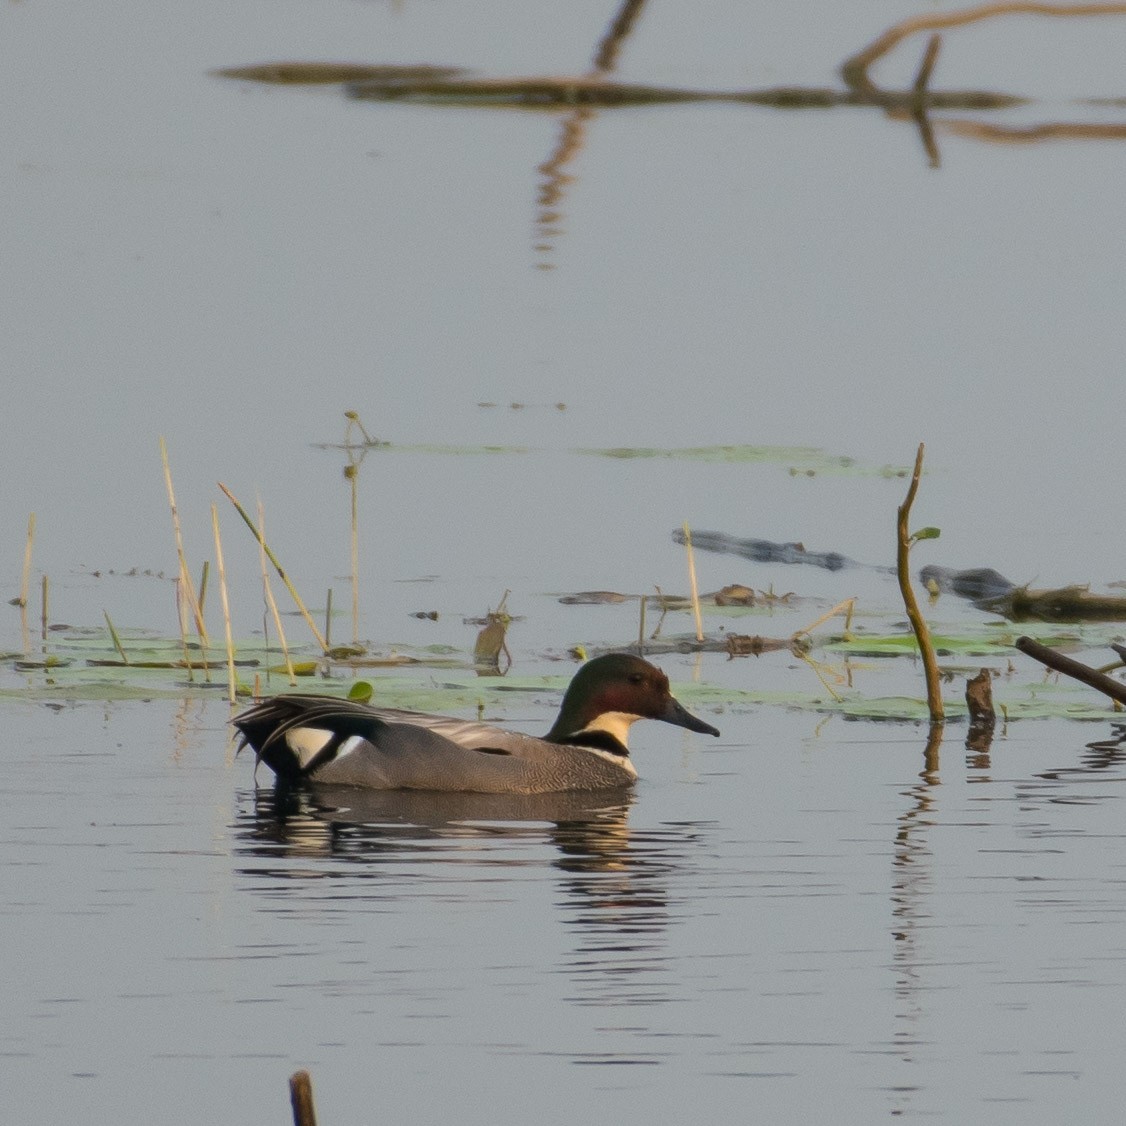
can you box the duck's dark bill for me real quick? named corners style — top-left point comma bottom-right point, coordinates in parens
top-left (661, 697), bottom-right (720, 737)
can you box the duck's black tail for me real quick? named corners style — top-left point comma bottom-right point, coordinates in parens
top-left (232, 694), bottom-right (380, 783)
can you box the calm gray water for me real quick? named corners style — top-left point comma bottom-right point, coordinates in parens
top-left (5, 0), bottom-right (1126, 1120)
top-left (5, 696), bottom-right (1126, 1124)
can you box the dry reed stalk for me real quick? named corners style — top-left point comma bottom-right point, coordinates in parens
top-left (19, 512), bottom-right (34, 609)
top-left (682, 522), bottom-right (705, 643)
top-left (18, 512), bottom-right (34, 649)
top-left (40, 574), bottom-right (49, 641)
top-left (257, 500), bottom-right (295, 686)
top-left (211, 504), bottom-right (237, 704)
top-left (793, 598), bottom-right (857, 642)
top-left (325, 587), bottom-right (333, 649)
top-left (637, 591), bottom-right (646, 655)
top-left (897, 444), bottom-right (944, 723)
top-left (197, 560), bottom-right (209, 618)
top-left (349, 464), bottom-right (360, 644)
top-left (217, 482), bottom-right (328, 652)
top-left (173, 577), bottom-right (195, 680)
top-left (160, 437), bottom-right (209, 647)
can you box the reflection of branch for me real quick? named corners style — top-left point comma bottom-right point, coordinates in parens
top-left (534, 0), bottom-right (650, 266)
top-left (593, 0), bottom-right (648, 73)
top-left (842, 1), bottom-right (1126, 91)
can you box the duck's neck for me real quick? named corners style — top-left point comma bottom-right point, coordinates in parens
top-left (546, 710), bottom-right (638, 755)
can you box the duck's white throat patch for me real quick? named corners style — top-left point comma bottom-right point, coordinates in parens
top-left (579, 711), bottom-right (642, 749)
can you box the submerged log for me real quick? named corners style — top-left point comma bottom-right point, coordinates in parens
top-left (982, 585), bottom-right (1126, 622)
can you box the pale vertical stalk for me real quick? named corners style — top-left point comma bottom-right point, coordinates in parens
top-left (350, 465), bottom-right (360, 645)
top-left (160, 437), bottom-right (209, 647)
top-left (19, 512), bottom-right (35, 651)
top-left (173, 577), bottom-right (195, 681)
top-left (682, 522), bottom-right (705, 643)
top-left (211, 504), bottom-right (237, 704)
top-left (637, 593), bottom-right (646, 655)
top-left (325, 588), bottom-right (333, 649)
top-left (257, 500), bottom-right (295, 686)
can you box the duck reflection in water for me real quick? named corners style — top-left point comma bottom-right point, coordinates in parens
top-left (234, 782), bottom-right (714, 1008)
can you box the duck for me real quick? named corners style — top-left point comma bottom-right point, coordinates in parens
top-left (232, 652), bottom-right (720, 793)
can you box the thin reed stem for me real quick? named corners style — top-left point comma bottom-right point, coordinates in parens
top-left (682, 522), bottom-right (705, 643)
top-left (103, 610), bottom-right (129, 664)
top-left (217, 482), bottom-right (328, 652)
top-left (257, 501), bottom-right (295, 686)
top-left (160, 437), bottom-right (209, 647)
top-left (211, 504), bottom-right (237, 704)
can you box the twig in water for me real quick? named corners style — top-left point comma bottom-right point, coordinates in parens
top-left (1016, 635), bottom-right (1126, 706)
top-left (289, 1069), bottom-right (318, 1126)
top-left (792, 597), bottom-right (857, 643)
top-left (896, 443), bottom-right (944, 723)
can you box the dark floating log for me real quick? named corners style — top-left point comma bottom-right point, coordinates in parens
top-left (1015, 636), bottom-right (1126, 706)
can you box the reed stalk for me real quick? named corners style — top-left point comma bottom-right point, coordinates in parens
top-left (682, 522), bottom-right (705, 643)
top-left (896, 443), bottom-right (944, 723)
top-left (325, 587), bottom-right (333, 649)
top-left (257, 501), bottom-right (295, 686)
top-left (19, 512), bottom-right (34, 609)
top-left (173, 578), bottom-right (195, 680)
top-left (18, 512), bottom-right (34, 650)
top-left (160, 438), bottom-right (209, 647)
top-left (40, 574), bottom-right (49, 641)
top-left (197, 560), bottom-right (210, 619)
top-left (217, 481), bottom-right (328, 652)
top-left (103, 610), bottom-right (129, 664)
top-left (349, 463), bottom-right (360, 645)
top-left (211, 504), bottom-right (237, 704)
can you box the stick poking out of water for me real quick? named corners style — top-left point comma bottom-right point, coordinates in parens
top-left (289, 1069), bottom-right (318, 1126)
top-left (896, 443), bottom-right (944, 723)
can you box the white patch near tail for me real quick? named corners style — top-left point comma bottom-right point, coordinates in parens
top-left (285, 727), bottom-right (334, 771)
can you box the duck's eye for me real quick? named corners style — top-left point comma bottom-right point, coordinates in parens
top-left (628, 673), bottom-right (643, 684)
